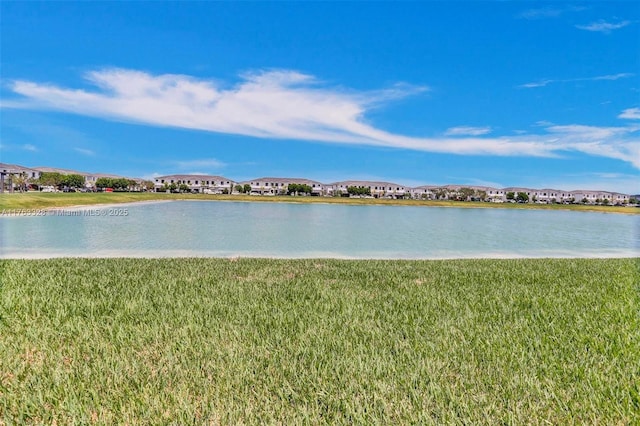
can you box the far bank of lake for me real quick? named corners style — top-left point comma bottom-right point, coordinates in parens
top-left (1, 192), bottom-right (639, 214)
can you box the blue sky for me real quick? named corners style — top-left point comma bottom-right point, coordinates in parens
top-left (1, 1), bottom-right (638, 193)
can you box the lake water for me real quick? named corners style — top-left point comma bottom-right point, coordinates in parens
top-left (1, 201), bottom-right (638, 259)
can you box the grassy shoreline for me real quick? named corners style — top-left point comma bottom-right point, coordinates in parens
top-left (1, 191), bottom-right (638, 214)
top-left (1, 257), bottom-right (638, 423)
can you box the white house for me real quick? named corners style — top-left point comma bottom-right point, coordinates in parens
top-left (485, 188), bottom-right (506, 202)
top-left (240, 177), bottom-right (325, 195)
top-left (328, 180), bottom-right (409, 198)
top-left (410, 185), bottom-right (439, 200)
top-left (154, 174), bottom-right (235, 193)
top-left (0, 163), bottom-right (41, 192)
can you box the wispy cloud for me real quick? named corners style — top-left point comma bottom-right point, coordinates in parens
top-left (592, 73), bottom-right (635, 81)
top-left (520, 73), bottom-right (634, 88)
top-left (542, 124), bottom-right (640, 167)
top-left (74, 147), bottom-right (95, 156)
top-left (0, 142), bottom-right (39, 152)
top-left (445, 126), bottom-right (491, 136)
top-left (619, 107), bottom-right (640, 120)
top-left (575, 20), bottom-right (631, 33)
top-left (520, 80), bottom-right (552, 89)
top-left (4, 67), bottom-right (640, 169)
top-left (518, 6), bottom-right (586, 20)
top-left (176, 158), bottom-right (226, 169)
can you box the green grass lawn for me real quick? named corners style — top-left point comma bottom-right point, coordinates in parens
top-left (1, 191), bottom-right (637, 213)
top-left (1, 258), bottom-right (638, 423)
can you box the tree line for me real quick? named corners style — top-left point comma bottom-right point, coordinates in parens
top-left (13, 172), bottom-right (154, 192)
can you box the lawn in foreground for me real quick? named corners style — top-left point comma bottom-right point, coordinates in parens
top-left (1, 258), bottom-right (638, 423)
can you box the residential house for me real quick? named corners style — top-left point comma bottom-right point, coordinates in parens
top-left (502, 187), bottom-right (537, 201)
top-left (485, 188), bottom-right (507, 202)
top-left (410, 185), bottom-right (439, 200)
top-left (571, 190), bottom-right (629, 205)
top-left (0, 163), bottom-right (41, 192)
top-left (529, 188), bottom-right (564, 203)
top-left (154, 174), bottom-right (235, 193)
top-left (241, 177), bottom-right (325, 195)
top-left (328, 180), bottom-right (409, 198)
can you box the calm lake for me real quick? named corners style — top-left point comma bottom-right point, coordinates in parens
top-left (1, 200), bottom-right (638, 258)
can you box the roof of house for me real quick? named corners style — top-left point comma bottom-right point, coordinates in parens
top-left (154, 174), bottom-right (233, 182)
top-left (442, 185), bottom-right (498, 191)
top-left (90, 173), bottom-right (125, 179)
top-left (329, 180), bottom-right (407, 188)
top-left (412, 185), bottom-right (441, 190)
top-left (33, 166), bottom-right (90, 175)
top-left (0, 163), bottom-right (39, 173)
top-left (570, 189), bottom-right (617, 195)
top-left (502, 187), bottom-right (537, 192)
top-left (243, 177), bottom-right (324, 185)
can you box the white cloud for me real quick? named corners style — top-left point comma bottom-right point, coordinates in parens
top-left (619, 107), bottom-right (640, 120)
top-left (22, 144), bottom-right (38, 152)
top-left (542, 124), bottom-right (640, 167)
top-left (176, 158), bottom-right (226, 169)
top-left (520, 80), bottom-right (552, 88)
top-left (519, 73), bottom-right (634, 89)
top-left (519, 7), bottom-right (563, 19)
top-left (74, 147), bottom-right (95, 156)
top-left (575, 20), bottom-right (631, 33)
top-left (4, 67), bottom-right (640, 169)
top-left (445, 126), bottom-right (492, 136)
top-left (518, 6), bottom-right (586, 20)
top-left (592, 73), bottom-right (635, 81)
